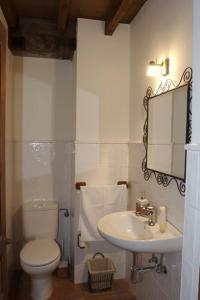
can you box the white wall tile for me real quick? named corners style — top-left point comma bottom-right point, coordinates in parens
top-left (75, 143), bottom-right (128, 185)
top-left (180, 258), bottom-right (193, 300)
top-left (181, 148), bottom-right (200, 299)
top-left (182, 205), bottom-right (196, 262)
top-left (185, 151), bottom-right (199, 210)
top-left (99, 144), bottom-right (128, 166)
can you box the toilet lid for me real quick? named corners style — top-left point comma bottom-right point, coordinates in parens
top-left (20, 239), bottom-right (60, 267)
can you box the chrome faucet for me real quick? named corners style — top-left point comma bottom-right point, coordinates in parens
top-left (146, 206), bottom-right (157, 226)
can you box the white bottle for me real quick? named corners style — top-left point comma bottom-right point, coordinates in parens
top-left (158, 206), bottom-right (167, 233)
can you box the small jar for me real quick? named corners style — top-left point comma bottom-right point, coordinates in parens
top-left (136, 198), bottom-right (149, 215)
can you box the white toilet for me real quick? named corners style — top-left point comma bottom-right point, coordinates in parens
top-left (20, 200), bottom-right (61, 300)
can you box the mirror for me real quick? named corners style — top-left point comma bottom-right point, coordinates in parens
top-left (147, 85), bottom-right (188, 179)
top-left (142, 67), bottom-right (192, 196)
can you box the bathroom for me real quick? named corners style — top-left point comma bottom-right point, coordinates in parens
top-left (0, 0), bottom-right (199, 299)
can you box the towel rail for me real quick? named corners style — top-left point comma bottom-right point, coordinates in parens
top-left (75, 182), bottom-right (86, 190)
top-left (77, 181), bottom-right (128, 249)
top-left (75, 181), bottom-right (129, 190)
top-left (117, 181), bottom-right (129, 189)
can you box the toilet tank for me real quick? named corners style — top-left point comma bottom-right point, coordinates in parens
top-left (22, 200), bottom-right (58, 240)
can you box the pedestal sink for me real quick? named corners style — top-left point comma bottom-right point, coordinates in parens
top-left (98, 211), bottom-right (182, 253)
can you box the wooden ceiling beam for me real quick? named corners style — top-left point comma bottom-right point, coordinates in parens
top-left (57, 0), bottom-right (71, 32)
top-left (9, 18), bottom-right (76, 60)
top-left (105, 0), bottom-right (135, 35)
top-left (0, 0), bottom-right (17, 28)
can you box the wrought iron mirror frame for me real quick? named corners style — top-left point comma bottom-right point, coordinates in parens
top-left (142, 67), bottom-right (192, 196)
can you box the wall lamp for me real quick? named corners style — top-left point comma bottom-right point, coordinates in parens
top-left (147, 58), bottom-right (169, 77)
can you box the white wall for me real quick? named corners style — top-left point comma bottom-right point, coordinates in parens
top-left (12, 57), bottom-right (74, 263)
top-left (72, 19), bottom-right (130, 283)
top-left (76, 18), bottom-right (130, 143)
top-left (129, 0), bottom-right (192, 299)
top-left (130, 0), bottom-right (192, 143)
top-left (13, 57), bottom-right (74, 142)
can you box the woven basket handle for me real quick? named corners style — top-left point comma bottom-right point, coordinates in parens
top-left (93, 252), bottom-right (105, 259)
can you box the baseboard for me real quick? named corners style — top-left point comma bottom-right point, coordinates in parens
top-left (58, 260), bottom-right (68, 269)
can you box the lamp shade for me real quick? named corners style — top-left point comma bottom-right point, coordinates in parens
top-left (146, 62), bottom-right (162, 77)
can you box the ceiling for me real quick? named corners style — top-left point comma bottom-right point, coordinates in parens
top-left (0, 0), bottom-right (147, 60)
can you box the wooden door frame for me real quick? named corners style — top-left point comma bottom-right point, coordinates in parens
top-left (0, 20), bottom-right (7, 300)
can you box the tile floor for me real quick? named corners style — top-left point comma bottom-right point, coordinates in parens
top-left (16, 269), bottom-right (137, 300)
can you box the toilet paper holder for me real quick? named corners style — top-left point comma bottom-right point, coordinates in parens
top-left (59, 208), bottom-right (69, 218)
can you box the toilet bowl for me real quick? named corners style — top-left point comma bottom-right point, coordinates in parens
top-left (20, 200), bottom-right (60, 300)
top-left (20, 239), bottom-right (60, 300)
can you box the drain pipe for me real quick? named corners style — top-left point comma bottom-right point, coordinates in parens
top-left (131, 253), bottom-right (167, 283)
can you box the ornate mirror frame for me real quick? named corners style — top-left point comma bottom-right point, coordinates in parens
top-left (142, 67), bottom-right (192, 196)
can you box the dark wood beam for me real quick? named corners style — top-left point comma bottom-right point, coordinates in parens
top-left (57, 0), bottom-right (71, 32)
top-left (0, 0), bottom-right (17, 28)
top-left (9, 18), bottom-right (76, 60)
top-left (105, 0), bottom-right (135, 35)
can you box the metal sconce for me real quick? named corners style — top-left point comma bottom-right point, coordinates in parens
top-left (147, 58), bottom-right (169, 77)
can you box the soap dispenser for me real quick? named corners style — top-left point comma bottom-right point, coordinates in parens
top-left (136, 192), bottom-right (149, 215)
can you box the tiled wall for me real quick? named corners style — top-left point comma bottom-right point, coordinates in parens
top-left (128, 142), bottom-right (183, 300)
top-left (73, 142), bottom-right (128, 283)
top-left (75, 143), bottom-right (128, 185)
top-left (133, 253), bottom-right (182, 300)
top-left (129, 143), bottom-right (184, 230)
top-left (13, 141), bottom-right (74, 262)
top-left (180, 147), bottom-right (200, 300)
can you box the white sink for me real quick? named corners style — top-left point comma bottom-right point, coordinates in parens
top-left (98, 211), bottom-right (182, 253)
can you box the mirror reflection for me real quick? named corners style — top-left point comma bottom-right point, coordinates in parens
top-left (147, 85), bottom-right (188, 179)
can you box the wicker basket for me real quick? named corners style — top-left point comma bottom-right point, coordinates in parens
top-left (87, 252), bottom-right (116, 292)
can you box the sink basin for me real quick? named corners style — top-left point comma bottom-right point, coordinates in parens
top-left (98, 211), bottom-right (182, 253)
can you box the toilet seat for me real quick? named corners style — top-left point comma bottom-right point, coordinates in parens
top-left (20, 239), bottom-right (60, 267)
